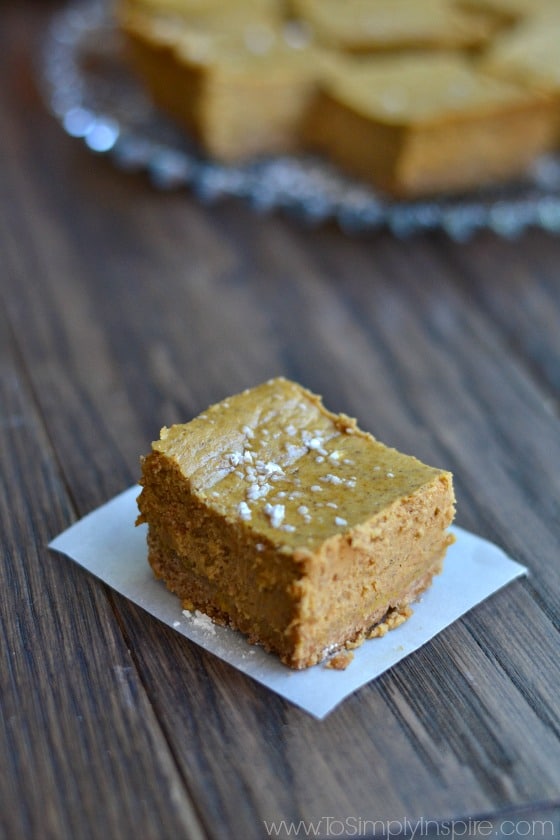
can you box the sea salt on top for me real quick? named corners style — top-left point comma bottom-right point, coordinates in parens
top-left (264, 503), bottom-right (285, 529)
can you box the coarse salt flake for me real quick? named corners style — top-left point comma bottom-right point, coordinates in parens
top-left (301, 430), bottom-right (323, 447)
top-left (321, 473), bottom-right (343, 485)
top-left (256, 460), bottom-right (283, 477)
top-left (285, 442), bottom-right (305, 459)
top-left (264, 503), bottom-right (285, 528)
top-left (247, 483), bottom-right (270, 501)
top-left (238, 501), bottom-right (252, 521)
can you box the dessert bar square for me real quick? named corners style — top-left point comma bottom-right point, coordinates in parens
top-left (303, 53), bottom-right (557, 197)
top-left (119, 8), bottom-right (324, 161)
top-left (137, 378), bottom-right (455, 668)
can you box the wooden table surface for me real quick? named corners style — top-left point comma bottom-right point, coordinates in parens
top-left (2, 2), bottom-right (560, 838)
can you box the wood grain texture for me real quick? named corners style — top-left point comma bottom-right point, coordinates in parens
top-left (0, 311), bottom-right (205, 840)
top-left (1, 2), bottom-right (559, 838)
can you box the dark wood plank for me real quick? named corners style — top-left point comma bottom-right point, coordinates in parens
top-left (3, 161), bottom-right (560, 833)
top-left (0, 16), bottom-right (207, 823)
top-left (437, 230), bottom-right (560, 404)
top-left (0, 312), bottom-right (206, 840)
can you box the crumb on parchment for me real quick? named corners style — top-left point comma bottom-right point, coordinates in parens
top-left (328, 604), bottom-right (414, 667)
top-left (366, 605), bottom-right (413, 639)
top-left (326, 651), bottom-right (355, 670)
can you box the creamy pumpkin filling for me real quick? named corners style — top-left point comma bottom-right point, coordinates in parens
top-left (137, 378), bottom-right (455, 668)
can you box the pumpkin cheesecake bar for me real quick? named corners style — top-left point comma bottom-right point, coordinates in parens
top-left (136, 378), bottom-right (455, 669)
top-left (303, 53), bottom-right (557, 197)
top-left (119, 7), bottom-right (325, 161)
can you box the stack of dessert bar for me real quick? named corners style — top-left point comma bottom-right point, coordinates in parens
top-left (118, 0), bottom-right (560, 196)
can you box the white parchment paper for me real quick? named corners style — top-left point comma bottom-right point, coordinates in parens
top-left (49, 486), bottom-right (527, 718)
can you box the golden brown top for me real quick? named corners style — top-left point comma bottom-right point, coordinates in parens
top-left (319, 53), bottom-right (544, 125)
top-left (120, 4), bottom-right (321, 76)
top-left (151, 378), bottom-right (450, 550)
top-left (459, 0), bottom-right (559, 22)
top-left (119, 0), bottom-right (282, 22)
top-left (480, 11), bottom-right (560, 92)
top-left (290, 0), bottom-right (496, 52)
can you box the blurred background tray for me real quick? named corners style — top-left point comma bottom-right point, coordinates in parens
top-left (41, 0), bottom-right (560, 239)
